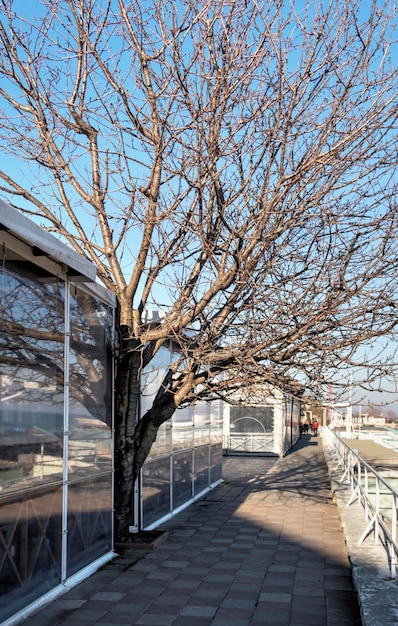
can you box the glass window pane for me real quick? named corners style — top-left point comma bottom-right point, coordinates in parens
top-left (0, 486), bottom-right (63, 623)
top-left (210, 443), bottom-right (223, 484)
top-left (141, 347), bottom-right (172, 459)
top-left (210, 399), bottom-right (223, 442)
top-left (172, 406), bottom-right (193, 450)
top-left (142, 457), bottom-right (170, 528)
top-left (194, 445), bottom-right (209, 495)
top-left (194, 402), bottom-right (210, 446)
top-left (141, 347), bottom-right (171, 414)
top-left (148, 422), bottom-right (171, 459)
top-left (67, 286), bottom-right (113, 576)
top-left (0, 264), bottom-right (65, 620)
top-left (67, 472), bottom-right (112, 576)
top-left (172, 450), bottom-right (193, 509)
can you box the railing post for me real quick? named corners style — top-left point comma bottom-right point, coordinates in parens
top-left (364, 465), bottom-right (369, 519)
top-left (392, 492), bottom-right (397, 578)
top-left (374, 477), bottom-right (380, 544)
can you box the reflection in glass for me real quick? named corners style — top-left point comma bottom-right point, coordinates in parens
top-left (194, 445), bottom-right (209, 495)
top-left (210, 399), bottom-right (223, 443)
top-left (193, 402), bottom-right (210, 446)
top-left (0, 264), bottom-right (65, 620)
top-left (141, 347), bottom-right (171, 412)
top-left (210, 443), bottom-right (223, 484)
top-left (230, 405), bottom-right (274, 434)
top-left (172, 450), bottom-right (193, 510)
top-left (148, 422), bottom-right (171, 459)
top-left (0, 486), bottom-right (63, 622)
top-left (142, 457), bottom-right (170, 528)
top-left (67, 286), bottom-right (113, 576)
top-left (141, 346), bottom-right (172, 460)
top-left (172, 406), bottom-right (193, 450)
top-left (67, 472), bottom-right (112, 576)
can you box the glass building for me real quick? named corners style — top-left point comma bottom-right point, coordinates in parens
top-left (223, 386), bottom-right (301, 456)
top-left (0, 201), bottom-right (224, 625)
top-left (139, 344), bottom-right (223, 530)
top-left (0, 201), bottom-right (115, 624)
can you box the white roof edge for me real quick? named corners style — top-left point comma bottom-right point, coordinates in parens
top-left (81, 279), bottom-right (116, 307)
top-left (0, 199), bottom-right (97, 282)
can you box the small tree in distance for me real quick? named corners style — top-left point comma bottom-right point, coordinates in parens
top-left (1, 0), bottom-right (398, 540)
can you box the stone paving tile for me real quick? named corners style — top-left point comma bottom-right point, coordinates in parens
top-left (251, 604), bottom-right (291, 623)
top-left (211, 615), bottom-right (249, 626)
top-left (290, 611), bottom-right (327, 625)
top-left (134, 615), bottom-right (175, 625)
top-left (96, 602), bottom-right (145, 616)
top-left (58, 616), bottom-right (104, 626)
top-left (58, 608), bottom-right (108, 621)
top-left (179, 605), bottom-right (218, 618)
top-left (213, 607), bottom-right (253, 620)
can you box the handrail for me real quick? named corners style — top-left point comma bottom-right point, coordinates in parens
top-left (323, 426), bottom-right (398, 579)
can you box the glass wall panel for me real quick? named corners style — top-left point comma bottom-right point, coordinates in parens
top-left (230, 405), bottom-right (274, 433)
top-left (67, 286), bottom-right (113, 576)
top-left (229, 404), bottom-right (275, 453)
top-left (193, 445), bottom-right (209, 495)
top-left (148, 422), bottom-right (172, 459)
top-left (141, 346), bottom-right (172, 459)
top-left (281, 396), bottom-right (301, 456)
top-left (172, 450), bottom-right (193, 510)
top-left (141, 346), bottom-right (171, 412)
top-left (67, 472), bottom-right (112, 576)
top-left (210, 443), bottom-right (223, 484)
top-left (193, 401), bottom-right (210, 446)
top-left (142, 457), bottom-right (170, 528)
top-left (140, 349), bottom-right (223, 528)
top-left (172, 406), bottom-right (193, 451)
top-left (0, 486), bottom-right (63, 622)
top-left (210, 399), bottom-right (223, 443)
top-left (0, 263), bottom-right (65, 621)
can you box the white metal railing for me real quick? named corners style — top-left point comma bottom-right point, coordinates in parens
top-left (323, 427), bottom-right (398, 579)
top-left (223, 433), bottom-right (274, 454)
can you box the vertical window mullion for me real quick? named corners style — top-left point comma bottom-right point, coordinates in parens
top-left (61, 278), bottom-right (71, 582)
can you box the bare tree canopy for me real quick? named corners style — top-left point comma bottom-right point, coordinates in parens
top-left (1, 0), bottom-right (398, 538)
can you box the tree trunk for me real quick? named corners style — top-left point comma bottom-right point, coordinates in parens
top-left (114, 327), bottom-right (142, 542)
top-left (114, 328), bottom-right (178, 542)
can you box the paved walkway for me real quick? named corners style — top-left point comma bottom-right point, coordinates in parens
top-left (20, 435), bottom-right (362, 626)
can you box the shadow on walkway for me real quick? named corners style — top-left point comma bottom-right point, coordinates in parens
top-left (20, 435), bottom-right (363, 626)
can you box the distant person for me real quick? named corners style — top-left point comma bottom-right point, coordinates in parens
top-left (312, 419), bottom-right (319, 436)
top-left (300, 418), bottom-right (309, 434)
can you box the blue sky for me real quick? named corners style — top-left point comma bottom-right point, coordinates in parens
top-left (1, 0), bottom-right (398, 408)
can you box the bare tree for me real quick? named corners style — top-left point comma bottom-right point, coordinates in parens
top-left (1, 0), bottom-right (398, 539)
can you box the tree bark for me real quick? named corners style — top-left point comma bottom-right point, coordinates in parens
top-left (114, 326), bottom-right (142, 542)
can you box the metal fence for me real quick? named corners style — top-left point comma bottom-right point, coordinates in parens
top-left (323, 427), bottom-right (398, 579)
top-left (223, 434), bottom-right (275, 455)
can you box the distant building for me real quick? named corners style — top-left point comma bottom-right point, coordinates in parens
top-left (361, 414), bottom-right (386, 427)
top-left (223, 386), bottom-right (302, 457)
